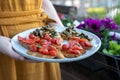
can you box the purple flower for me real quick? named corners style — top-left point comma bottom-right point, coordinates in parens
top-left (84, 18), bottom-right (93, 25)
top-left (102, 18), bottom-right (118, 30)
top-left (76, 17), bottom-right (118, 35)
top-left (102, 18), bottom-right (111, 23)
top-left (102, 18), bottom-right (111, 28)
top-left (111, 22), bottom-right (118, 30)
top-left (87, 18), bottom-right (102, 32)
top-left (77, 18), bottom-right (93, 29)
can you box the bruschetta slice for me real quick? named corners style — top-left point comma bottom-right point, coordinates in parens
top-left (61, 40), bottom-right (86, 58)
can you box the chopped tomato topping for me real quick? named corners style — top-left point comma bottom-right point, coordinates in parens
top-left (55, 37), bottom-right (61, 46)
top-left (25, 39), bottom-right (35, 44)
top-left (71, 37), bottom-right (80, 42)
top-left (49, 50), bottom-right (56, 56)
top-left (18, 36), bottom-right (23, 41)
top-left (51, 38), bottom-right (56, 44)
top-left (79, 38), bottom-right (87, 43)
top-left (69, 40), bottom-right (78, 46)
top-left (29, 44), bottom-right (37, 52)
top-left (18, 36), bottom-right (26, 41)
top-left (39, 40), bottom-right (51, 46)
top-left (44, 33), bottom-right (52, 41)
top-left (34, 37), bottom-right (40, 43)
top-left (85, 41), bottom-right (92, 47)
top-left (49, 45), bottom-right (57, 51)
top-left (73, 50), bottom-right (81, 54)
top-left (29, 34), bottom-right (35, 39)
top-left (39, 47), bottom-right (49, 55)
top-left (62, 44), bottom-right (69, 50)
top-left (51, 37), bottom-right (61, 46)
top-left (67, 49), bottom-right (74, 54)
top-left (72, 45), bottom-right (83, 50)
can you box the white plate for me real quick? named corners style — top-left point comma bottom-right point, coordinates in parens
top-left (11, 27), bottom-right (101, 63)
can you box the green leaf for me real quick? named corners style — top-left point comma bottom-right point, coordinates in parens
top-left (103, 49), bottom-right (108, 54)
top-left (108, 50), bottom-right (116, 54)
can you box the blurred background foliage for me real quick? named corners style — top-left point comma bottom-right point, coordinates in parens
top-left (87, 7), bottom-right (107, 19)
top-left (113, 3), bottom-right (120, 26)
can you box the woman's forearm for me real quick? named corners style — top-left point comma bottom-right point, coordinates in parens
top-left (42, 0), bottom-right (64, 27)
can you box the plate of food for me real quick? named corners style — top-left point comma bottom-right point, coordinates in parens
top-left (11, 25), bottom-right (101, 62)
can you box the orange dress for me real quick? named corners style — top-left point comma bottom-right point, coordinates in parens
top-left (0, 0), bottom-right (61, 80)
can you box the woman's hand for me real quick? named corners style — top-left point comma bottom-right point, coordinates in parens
top-left (0, 36), bottom-right (39, 62)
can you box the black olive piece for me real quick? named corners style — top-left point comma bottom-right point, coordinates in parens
top-left (33, 31), bottom-right (36, 35)
top-left (44, 27), bottom-right (48, 30)
top-left (36, 29), bottom-right (40, 32)
top-left (66, 28), bottom-right (70, 31)
top-left (84, 36), bottom-right (88, 39)
top-left (34, 32), bottom-right (38, 36)
top-left (36, 29), bottom-right (41, 36)
top-left (53, 31), bottom-right (57, 34)
top-left (37, 31), bottom-right (40, 36)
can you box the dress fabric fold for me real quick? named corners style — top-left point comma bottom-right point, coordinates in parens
top-left (0, 0), bottom-right (61, 80)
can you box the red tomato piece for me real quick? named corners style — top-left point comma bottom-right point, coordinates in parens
top-left (25, 39), bottom-right (35, 44)
top-left (40, 40), bottom-right (51, 46)
top-left (22, 39), bottom-right (26, 43)
top-left (72, 45), bottom-right (83, 50)
top-left (79, 38), bottom-right (86, 43)
top-left (67, 49), bottom-right (74, 54)
top-left (44, 33), bottom-right (52, 41)
top-left (51, 37), bottom-right (61, 46)
top-left (29, 34), bottom-right (35, 39)
top-left (55, 37), bottom-right (61, 46)
top-left (49, 45), bottom-right (57, 51)
top-left (29, 45), bottom-right (37, 52)
top-left (73, 50), bottom-right (81, 54)
top-left (71, 37), bottom-right (80, 42)
top-left (79, 42), bottom-right (85, 47)
top-left (69, 40), bottom-right (78, 47)
top-left (51, 38), bottom-right (56, 44)
top-left (49, 50), bottom-right (56, 56)
top-left (18, 36), bottom-right (23, 41)
top-left (62, 44), bottom-right (69, 50)
top-left (18, 36), bottom-right (26, 41)
top-left (39, 47), bottom-right (49, 55)
top-left (85, 41), bottom-right (92, 47)
top-left (34, 37), bottom-right (40, 43)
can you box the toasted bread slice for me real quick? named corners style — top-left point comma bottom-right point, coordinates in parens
top-left (27, 49), bottom-right (65, 59)
top-left (27, 51), bottom-right (55, 58)
top-left (61, 49), bottom-right (86, 58)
